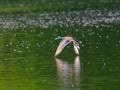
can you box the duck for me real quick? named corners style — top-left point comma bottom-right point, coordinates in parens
top-left (54, 36), bottom-right (82, 56)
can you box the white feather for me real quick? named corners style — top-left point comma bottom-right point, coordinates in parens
top-left (74, 45), bottom-right (79, 55)
top-left (77, 45), bottom-right (80, 49)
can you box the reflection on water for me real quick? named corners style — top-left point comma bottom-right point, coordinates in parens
top-left (55, 56), bottom-right (81, 89)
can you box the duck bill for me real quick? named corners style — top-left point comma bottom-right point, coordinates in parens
top-left (55, 38), bottom-right (58, 40)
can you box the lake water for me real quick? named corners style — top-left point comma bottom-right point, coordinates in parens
top-left (0, 1), bottom-right (120, 90)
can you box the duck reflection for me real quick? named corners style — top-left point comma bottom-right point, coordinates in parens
top-left (55, 56), bottom-right (81, 88)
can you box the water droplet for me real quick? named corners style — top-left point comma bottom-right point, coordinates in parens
top-left (26, 46), bottom-right (29, 49)
top-left (71, 85), bottom-right (74, 87)
top-left (13, 49), bottom-right (17, 52)
top-left (106, 35), bottom-right (109, 39)
top-left (96, 46), bottom-right (98, 48)
top-left (43, 79), bottom-right (46, 82)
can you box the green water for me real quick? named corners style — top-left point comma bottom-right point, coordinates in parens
top-left (0, 0), bottom-right (120, 90)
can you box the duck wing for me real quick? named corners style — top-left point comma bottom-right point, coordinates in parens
top-left (73, 41), bottom-right (80, 55)
top-left (73, 45), bottom-right (79, 55)
top-left (55, 39), bottom-right (70, 56)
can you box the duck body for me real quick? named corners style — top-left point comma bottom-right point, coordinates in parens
top-left (55, 36), bottom-right (81, 56)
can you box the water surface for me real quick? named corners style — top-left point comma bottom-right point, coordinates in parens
top-left (0, 1), bottom-right (120, 90)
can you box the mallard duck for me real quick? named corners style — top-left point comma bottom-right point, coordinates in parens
top-left (54, 36), bottom-right (81, 56)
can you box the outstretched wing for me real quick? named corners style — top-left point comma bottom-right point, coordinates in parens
top-left (73, 44), bottom-right (80, 55)
top-left (55, 39), bottom-right (70, 56)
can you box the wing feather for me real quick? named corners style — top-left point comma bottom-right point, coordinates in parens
top-left (73, 45), bottom-right (79, 55)
top-left (55, 39), bottom-right (70, 56)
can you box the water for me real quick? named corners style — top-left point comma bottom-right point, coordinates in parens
top-left (0, 1), bottom-right (120, 90)
top-left (0, 8), bottom-right (120, 29)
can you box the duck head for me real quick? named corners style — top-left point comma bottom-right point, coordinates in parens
top-left (55, 36), bottom-right (63, 40)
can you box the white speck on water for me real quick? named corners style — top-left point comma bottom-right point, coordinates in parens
top-left (0, 8), bottom-right (120, 29)
top-left (118, 40), bottom-right (120, 44)
top-left (9, 43), bottom-right (13, 45)
top-left (30, 68), bottom-right (33, 70)
top-left (13, 49), bottom-right (17, 52)
top-left (43, 79), bottom-right (46, 82)
top-left (4, 58), bottom-right (8, 60)
top-left (96, 46), bottom-right (98, 48)
top-left (6, 44), bottom-right (9, 47)
top-left (17, 50), bottom-right (23, 53)
top-left (26, 46), bottom-right (29, 49)
top-left (81, 44), bottom-right (84, 47)
top-left (99, 35), bottom-right (102, 38)
top-left (106, 35), bottom-right (109, 39)
top-left (102, 62), bottom-right (106, 69)
top-left (71, 85), bottom-right (74, 87)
